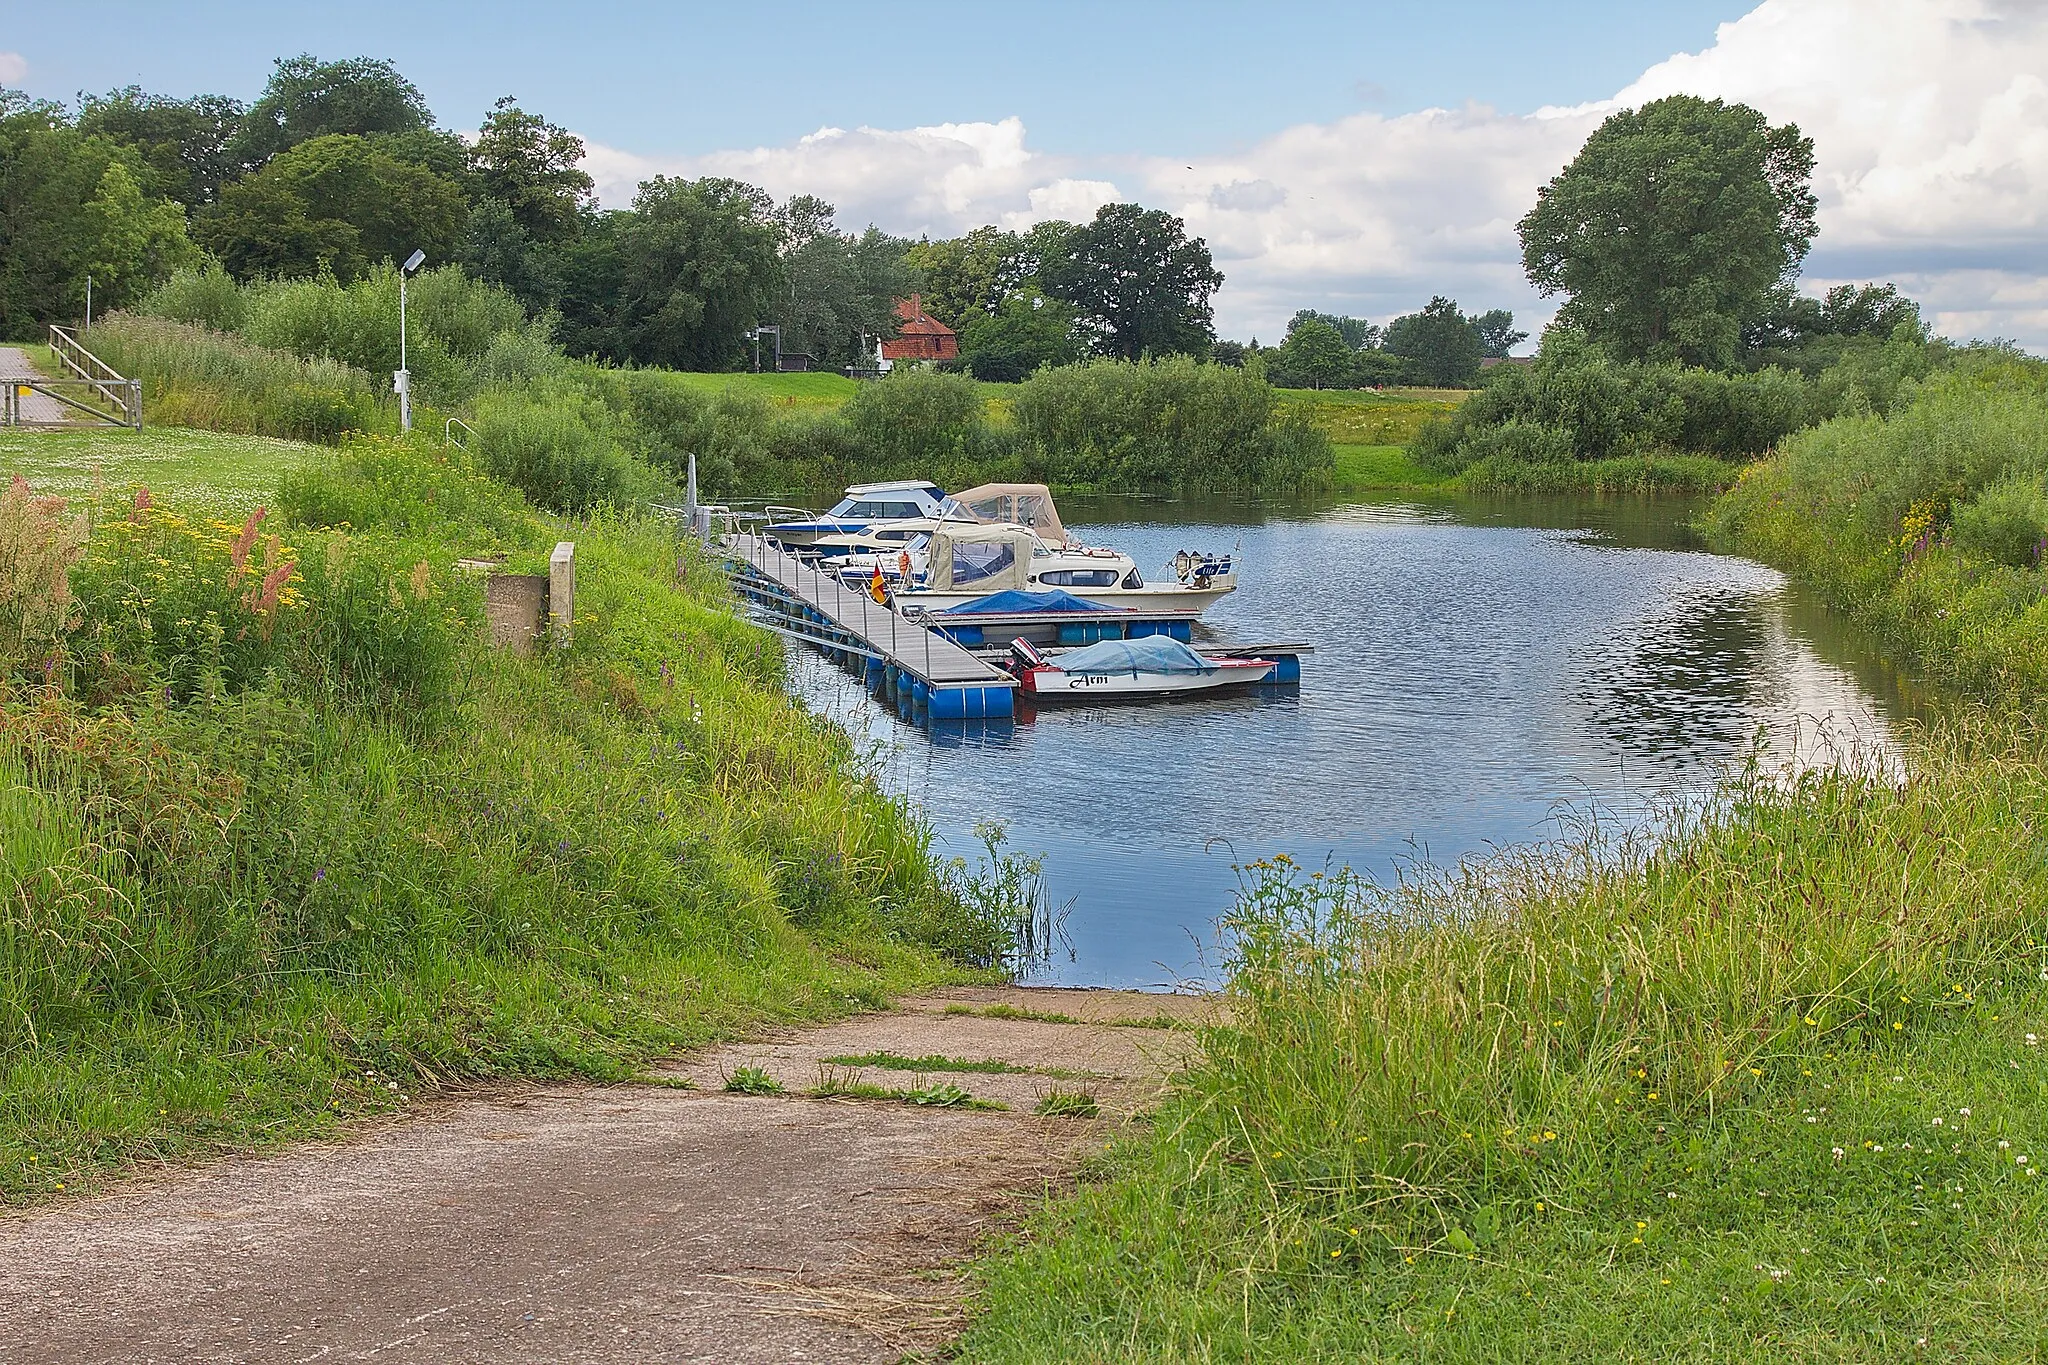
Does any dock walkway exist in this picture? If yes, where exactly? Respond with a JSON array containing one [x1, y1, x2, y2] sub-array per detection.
[[724, 533, 1015, 719]]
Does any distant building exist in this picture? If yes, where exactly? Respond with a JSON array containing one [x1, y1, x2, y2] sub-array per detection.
[[1479, 356, 1534, 370], [776, 352, 817, 373], [880, 295, 958, 365]]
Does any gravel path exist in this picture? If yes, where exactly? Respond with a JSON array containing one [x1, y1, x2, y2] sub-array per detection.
[[0, 987, 1211, 1364]]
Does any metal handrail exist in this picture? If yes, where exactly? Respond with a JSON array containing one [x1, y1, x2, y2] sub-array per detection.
[[445, 416, 475, 450]]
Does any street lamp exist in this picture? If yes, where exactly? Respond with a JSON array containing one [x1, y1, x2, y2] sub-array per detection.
[[396, 249, 426, 431]]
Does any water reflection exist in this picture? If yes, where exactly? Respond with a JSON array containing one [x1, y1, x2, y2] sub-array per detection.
[[787, 493, 1920, 988]]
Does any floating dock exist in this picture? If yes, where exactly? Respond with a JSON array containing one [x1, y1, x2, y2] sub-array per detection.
[[723, 533, 1016, 719]]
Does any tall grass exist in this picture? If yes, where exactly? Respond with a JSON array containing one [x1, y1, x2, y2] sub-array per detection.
[[87, 314, 394, 443], [964, 727, 2048, 1358], [0, 434, 1003, 1202]]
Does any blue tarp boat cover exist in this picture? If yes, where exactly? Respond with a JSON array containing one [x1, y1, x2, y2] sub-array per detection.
[[940, 588, 1125, 615], [1053, 636, 1215, 674]]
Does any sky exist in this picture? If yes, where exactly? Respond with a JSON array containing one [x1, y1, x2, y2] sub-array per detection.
[[5, 0, 2045, 349]]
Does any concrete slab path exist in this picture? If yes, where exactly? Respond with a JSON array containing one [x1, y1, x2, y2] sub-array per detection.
[[0, 348, 70, 425], [0, 987, 1213, 1364]]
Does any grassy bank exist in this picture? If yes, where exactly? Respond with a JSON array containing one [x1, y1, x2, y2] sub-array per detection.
[[1330, 444, 1450, 492], [961, 356, 2048, 1359], [1, 426, 1008, 1205]]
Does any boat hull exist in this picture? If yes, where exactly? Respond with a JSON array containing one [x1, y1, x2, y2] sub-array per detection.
[[1021, 658, 1276, 701], [903, 583, 1232, 615]]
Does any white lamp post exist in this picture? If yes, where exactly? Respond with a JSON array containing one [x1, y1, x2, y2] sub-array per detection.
[[397, 249, 426, 431]]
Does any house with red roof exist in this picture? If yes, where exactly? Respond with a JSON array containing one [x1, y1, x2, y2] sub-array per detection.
[[880, 295, 958, 366]]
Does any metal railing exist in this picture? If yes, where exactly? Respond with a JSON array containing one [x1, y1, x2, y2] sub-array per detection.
[[445, 416, 475, 451], [5, 326, 144, 429]]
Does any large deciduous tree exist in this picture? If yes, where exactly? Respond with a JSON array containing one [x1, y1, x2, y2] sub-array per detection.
[[0, 92, 200, 330], [615, 176, 783, 370], [1277, 317, 1353, 389], [470, 97, 592, 243], [200, 134, 466, 280], [1384, 297, 1485, 387], [764, 196, 916, 366], [1040, 203, 1222, 360], [1518, 95, 1817, 371], [76, 87, 246, 207], [227, 54, 436, 169]]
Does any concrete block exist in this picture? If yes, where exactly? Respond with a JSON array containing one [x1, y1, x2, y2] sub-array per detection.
[[484, 573, 547, 655]]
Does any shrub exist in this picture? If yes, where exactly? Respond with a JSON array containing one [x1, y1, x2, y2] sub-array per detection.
[[137, 263, 247, 332], [1952, 476, 2048, 568], [843, 368, 987, 469], [471, 385, 664, 514]]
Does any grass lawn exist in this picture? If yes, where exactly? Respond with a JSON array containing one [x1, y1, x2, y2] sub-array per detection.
[[1282, 387, 1468, 445], [1, 426, 315, 514], [668, 370, 862, 410], [1331, 444, 1450, 492]]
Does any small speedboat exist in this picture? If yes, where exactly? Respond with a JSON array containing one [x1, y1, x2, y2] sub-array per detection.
[[1007, 636, 1275, 701]]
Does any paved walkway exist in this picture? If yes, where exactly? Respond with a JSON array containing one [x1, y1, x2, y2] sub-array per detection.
[[0, 347, 70, 425], [0, 987, 1212, 1364]]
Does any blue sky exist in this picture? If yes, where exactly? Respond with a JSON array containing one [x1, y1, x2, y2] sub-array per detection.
[[5, 1, 2043, 347], [8, 2, 1752, 158]]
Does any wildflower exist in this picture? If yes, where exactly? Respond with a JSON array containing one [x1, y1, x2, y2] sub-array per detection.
[[2019, 1156, 2030, 1166], [1661, 1278, 1672, 1285], [1648, 1092, 1658, 1100], [1932, 1117, 1944, 1127], [1892, 1022, 1904, 1031], [1543, 1130, 1557, 1141], [1636, 1221, 1647, 1229], [1535, 1202, 1545, 1212], [1959, 1108, 1971, 1117], [1804, 1016, 1819, 1027], [1832, 1147, 1845, 1160], [2000, 1140, 2012, 1150]]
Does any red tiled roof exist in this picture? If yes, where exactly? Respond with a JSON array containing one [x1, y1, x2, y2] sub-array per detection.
[[892, 294, 955, 337]]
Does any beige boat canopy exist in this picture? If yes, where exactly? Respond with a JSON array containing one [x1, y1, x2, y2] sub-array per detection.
[[951, 483, 1067, 545], [927, 523, 1042, 592]]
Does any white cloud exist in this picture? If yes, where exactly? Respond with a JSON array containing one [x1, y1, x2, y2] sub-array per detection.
[[0, 52, 27, 85], [582, 0, 2048, 349]]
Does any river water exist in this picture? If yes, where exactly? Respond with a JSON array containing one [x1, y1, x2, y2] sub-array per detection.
[[785, 494, 1925, 989]]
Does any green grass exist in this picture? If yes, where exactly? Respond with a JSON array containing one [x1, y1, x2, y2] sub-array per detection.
[[666, 370, 862, 410], [1032, 1091, 1100, 1119], [961, 733, 2048, 1360], [1330, 444, 1450, 491], [942, 1003, 1185, 1030], [809, 1068, 1009, 1110], [0, 425, 1007, 1207], [724, 1066, 786, 1095], [2, 426, 316, 514], [1457, 452, 1743, 497], [1281, 388, 1467, 447]]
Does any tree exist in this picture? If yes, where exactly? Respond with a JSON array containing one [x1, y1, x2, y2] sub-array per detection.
[[766, 196, 915, 366], [1289, 308, 1381, 351], [1519, 95, 1817, 370], [200, 134, 466, 280], [1040, 203, 1222, 360], [1469, 308, 1527, 359], [459, 197, 562, 315], [0, 93, 196, 329], [1277, 317, 1352, 389], [904, 221, 1073, 331], [228, 54, 436, 169], [76, 87, 245, 207], [1384, 297, 1484, 387], [79, 161, 201, 310], [615, 176, 783, 369], [959, 288, 1081, 381], [471, 97, 592, 243]]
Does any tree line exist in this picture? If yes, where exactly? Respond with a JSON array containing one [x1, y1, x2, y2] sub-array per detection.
[[4, 52, 1537, 391]]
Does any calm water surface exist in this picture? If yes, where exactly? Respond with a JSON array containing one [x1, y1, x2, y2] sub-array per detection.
[[785, 494, 1925, 989]]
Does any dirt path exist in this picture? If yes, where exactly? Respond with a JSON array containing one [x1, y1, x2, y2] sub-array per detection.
[[0, 987, 1210, 1364]]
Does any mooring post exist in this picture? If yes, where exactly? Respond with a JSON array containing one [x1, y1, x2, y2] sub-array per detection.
[[549, 542, 575, 646]]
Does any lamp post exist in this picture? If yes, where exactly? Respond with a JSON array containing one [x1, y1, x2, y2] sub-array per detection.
[[397, 249, 426, 431]]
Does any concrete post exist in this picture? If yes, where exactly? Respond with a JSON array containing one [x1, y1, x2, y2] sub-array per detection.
[[549, 542, 575, 646]]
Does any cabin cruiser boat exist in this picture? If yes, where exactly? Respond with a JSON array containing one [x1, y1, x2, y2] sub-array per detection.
[[1005, 636, 1275, 700], [796, 481, 1068, 561], [834, 525, 1236, 613], [763, 481, 964, 552]]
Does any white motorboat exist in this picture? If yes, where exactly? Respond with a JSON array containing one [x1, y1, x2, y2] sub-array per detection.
[[839, 524, 1235, 614], [797, 481, 1066, 561], [764, 480, 964, 552], [1007, 637, 1276, 700]]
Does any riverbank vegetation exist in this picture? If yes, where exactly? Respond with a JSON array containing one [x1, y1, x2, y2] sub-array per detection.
[[958, 113, 2048, 1361], [0, 426, 1027, 1205]]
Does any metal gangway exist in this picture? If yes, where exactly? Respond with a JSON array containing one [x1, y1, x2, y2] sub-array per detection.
[[722, 526, 1016, 720]]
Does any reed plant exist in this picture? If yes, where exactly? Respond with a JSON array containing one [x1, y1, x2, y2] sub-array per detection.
[[964, 725, 2048, 1358]]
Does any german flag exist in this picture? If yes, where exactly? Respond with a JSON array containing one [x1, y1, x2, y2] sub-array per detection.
[[868, 563, 889, 606]]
